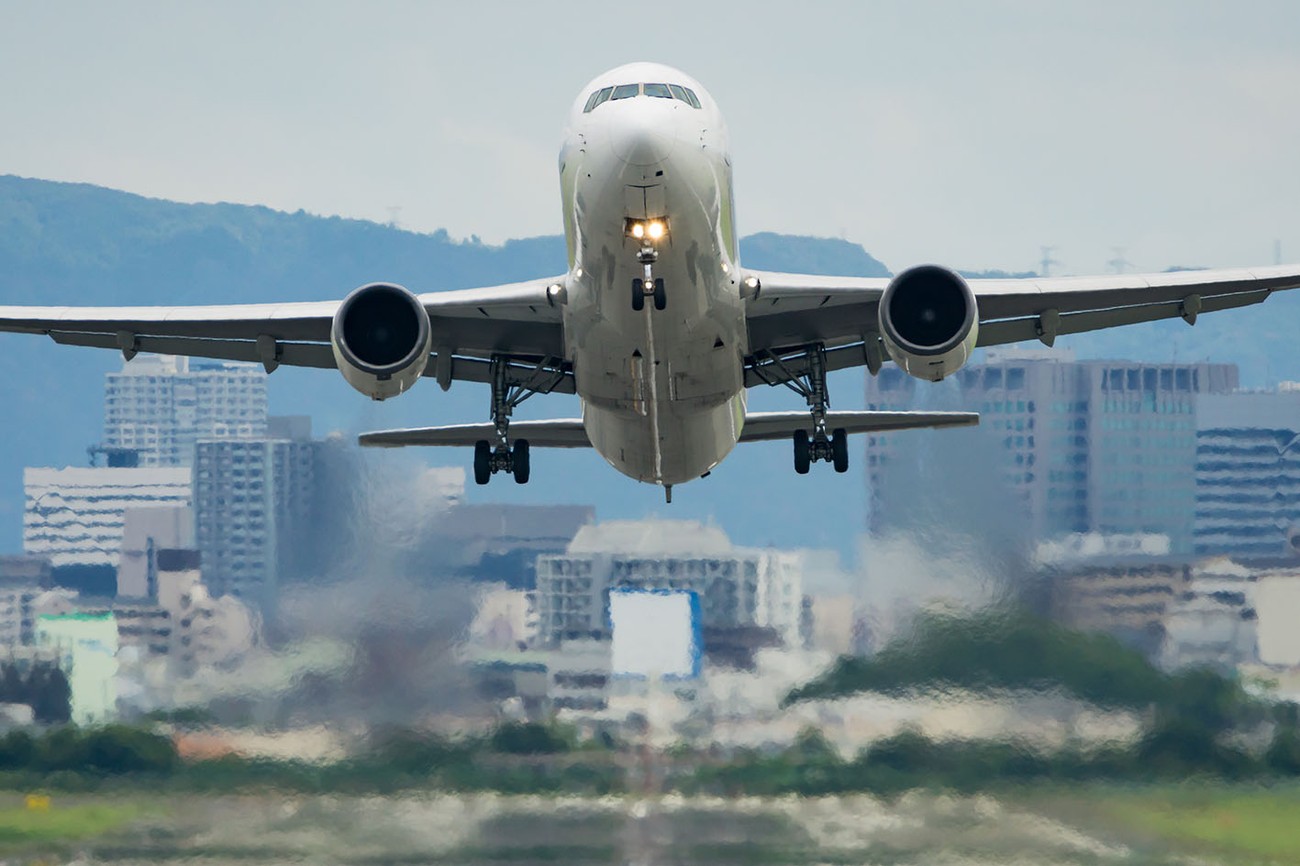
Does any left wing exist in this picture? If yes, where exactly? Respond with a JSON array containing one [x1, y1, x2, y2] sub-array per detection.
[[743, 265, 1300, 371], [0, 275, 568, 387], [358, 410, 978, 449]]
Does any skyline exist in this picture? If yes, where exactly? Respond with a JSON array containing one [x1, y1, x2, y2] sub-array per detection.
[[2, 1, 1298, 275]]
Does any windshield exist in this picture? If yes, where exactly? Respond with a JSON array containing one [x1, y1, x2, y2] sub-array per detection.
[[584, 82, 702, 112]]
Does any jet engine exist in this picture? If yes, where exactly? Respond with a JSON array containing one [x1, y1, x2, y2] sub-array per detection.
[[878, 265, 979, 382], [330, 283, 433, 400]]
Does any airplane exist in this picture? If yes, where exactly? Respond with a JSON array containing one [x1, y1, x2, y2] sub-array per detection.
[[2, 60, 1299, 502]]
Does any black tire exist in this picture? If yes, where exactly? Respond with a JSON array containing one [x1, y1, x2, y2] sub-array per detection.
[[653, 278, 666, 311], [632, 278, 645, 312], [473, 440, 492, 485], [831, 428, 849, 473], [512, 439, 531, 484], [793, 429, 811, 475]]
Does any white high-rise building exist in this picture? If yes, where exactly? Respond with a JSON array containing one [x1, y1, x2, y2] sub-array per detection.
[[103, 354, 268, 467], [24, 467, 192, 568], [1196, 387, 1300, 559]]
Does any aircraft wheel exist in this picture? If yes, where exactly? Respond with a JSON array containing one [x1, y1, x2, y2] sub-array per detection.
[[653, 278, 666, 311], [473, 440, 492, 485], [831, 428, 849, 473], [793, 429, 811, 475], [632, 279, 645, 312], [512, 439, 531, 484]]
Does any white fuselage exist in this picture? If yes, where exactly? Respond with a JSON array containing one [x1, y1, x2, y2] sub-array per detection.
[[558, 63, 748, 486]]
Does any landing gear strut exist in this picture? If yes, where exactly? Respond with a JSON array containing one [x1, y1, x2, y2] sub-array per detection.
[[632, 246, 666, 311], [750, 343, 850, 475], [473, 355, 564, 485]]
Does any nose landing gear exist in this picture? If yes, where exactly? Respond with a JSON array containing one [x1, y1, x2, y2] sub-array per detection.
[[631, 243, 667, 311], [632, 277, 666, 312]]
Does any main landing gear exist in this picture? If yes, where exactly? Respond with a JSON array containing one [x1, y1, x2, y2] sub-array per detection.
[[750, 343, 850, 476], [473, 355, 565, 486]]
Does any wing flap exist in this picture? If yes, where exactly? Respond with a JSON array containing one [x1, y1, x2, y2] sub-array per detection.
[[977, 288, 1271, 347], [738, 410, 979, 442], [359, 419, 590, 449]]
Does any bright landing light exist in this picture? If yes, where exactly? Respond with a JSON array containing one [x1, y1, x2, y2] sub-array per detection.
[[631, 223, 645, 239], [647, 220, 665, 240]]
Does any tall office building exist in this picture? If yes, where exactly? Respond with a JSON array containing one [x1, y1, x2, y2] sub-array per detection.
[[864, 351, 1237, 552], [1195, 387, 1300, 559], [192, 437, 318, 604], [103, 354, 268, 467]]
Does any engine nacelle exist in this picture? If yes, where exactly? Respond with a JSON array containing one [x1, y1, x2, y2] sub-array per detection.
[[331, 283, 433, 400], [878, 265, 979, 382]]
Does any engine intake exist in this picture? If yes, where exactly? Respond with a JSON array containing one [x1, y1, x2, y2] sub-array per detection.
[[331, 283, 432, 400], [878, 265, 979, 382]]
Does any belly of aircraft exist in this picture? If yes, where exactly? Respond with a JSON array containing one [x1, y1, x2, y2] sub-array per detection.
[[563, 152, 747, 485]]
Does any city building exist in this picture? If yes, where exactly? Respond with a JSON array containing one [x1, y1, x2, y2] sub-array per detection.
[[1195, 386, 1300, 559], [35, 611, 119, 724], [23, 466, 192, 586], [0, 556, 53, 647], [437, 504, 595, 588], [1160, 558, 1258, 671], [865, 351, 1237, 552], [533, 519, 804, 656], [103, 354, 268, 467], [193, 437, 318, 603], [118, 506, 195, 599]]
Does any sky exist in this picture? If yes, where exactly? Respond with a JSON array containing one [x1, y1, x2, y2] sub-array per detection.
[[3, 0, 1299, 275]]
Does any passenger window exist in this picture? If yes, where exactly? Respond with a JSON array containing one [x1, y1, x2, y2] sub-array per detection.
[[682, 87, 702, 109], [643, 83, 672, 99], [611, 83, 640, 100], [587, 86, 613, 112]]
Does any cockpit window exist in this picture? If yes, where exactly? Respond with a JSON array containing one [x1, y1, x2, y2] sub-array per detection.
[[584, 82, 702, 112], [611, 83, 640, 101], [583, 86, 614, 113], [668, 84, 702, 109]]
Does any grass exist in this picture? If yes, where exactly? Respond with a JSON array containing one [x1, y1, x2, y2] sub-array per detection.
[[1023, 782, 1300, 864], [0, 797, 150, 846]]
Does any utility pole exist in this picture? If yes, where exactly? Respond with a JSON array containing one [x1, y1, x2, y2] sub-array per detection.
[[1039, 246, 1061, 277]]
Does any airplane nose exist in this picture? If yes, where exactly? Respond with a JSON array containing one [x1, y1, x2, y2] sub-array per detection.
[[610, 104, 678, 166]]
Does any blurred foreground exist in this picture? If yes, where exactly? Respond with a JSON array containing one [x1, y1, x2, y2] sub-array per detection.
[[6, 786, 1300, 865]]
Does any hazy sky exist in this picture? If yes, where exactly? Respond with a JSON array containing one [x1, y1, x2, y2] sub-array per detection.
[[3, 0, 1299, 274]]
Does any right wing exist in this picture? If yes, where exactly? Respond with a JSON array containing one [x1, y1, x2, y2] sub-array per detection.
[[0, 275, 570, 389], [358, 410, 979, 449], [742, 265, 1300, 375]]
